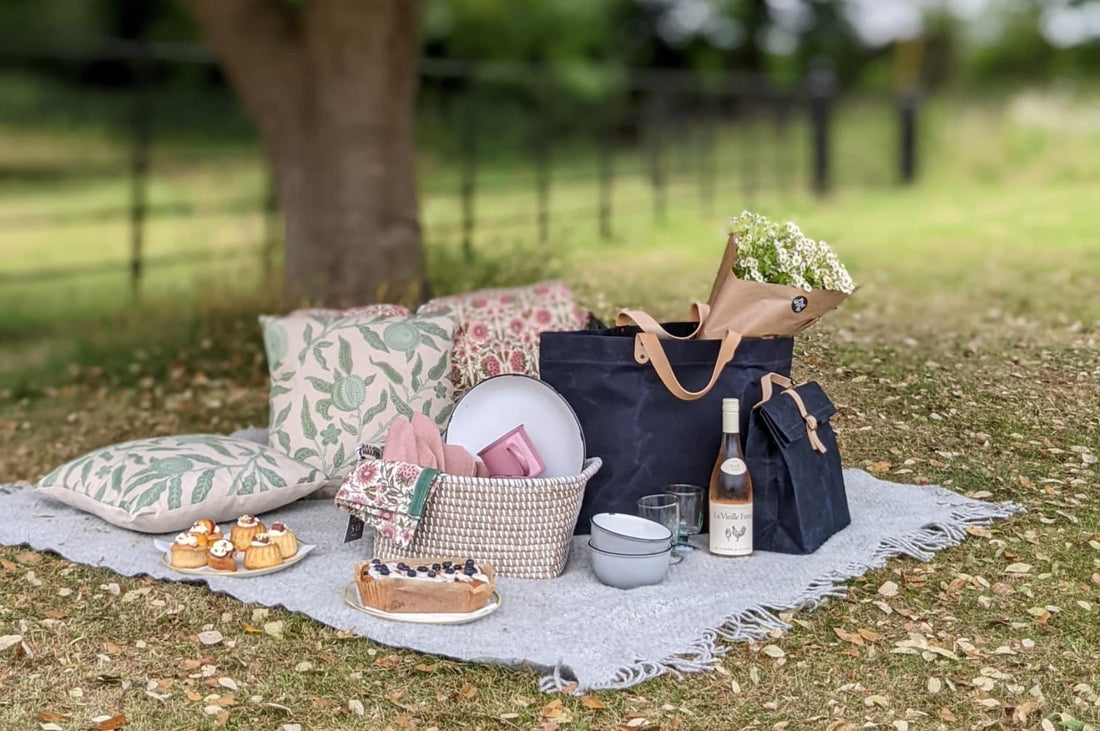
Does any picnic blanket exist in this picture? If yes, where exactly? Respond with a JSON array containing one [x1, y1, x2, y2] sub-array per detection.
[[0, 471, 1019, 693]]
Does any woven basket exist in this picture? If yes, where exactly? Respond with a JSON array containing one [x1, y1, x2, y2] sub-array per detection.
[[371, 458, 601, 580]]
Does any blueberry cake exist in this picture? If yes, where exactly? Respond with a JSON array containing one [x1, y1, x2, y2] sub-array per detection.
[[354, 558, 496, 614]]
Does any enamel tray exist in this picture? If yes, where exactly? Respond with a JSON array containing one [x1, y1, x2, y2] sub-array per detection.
[[342, 582, 501, 625], [155, 539, 315, 577], [444, 374, 585, 478]]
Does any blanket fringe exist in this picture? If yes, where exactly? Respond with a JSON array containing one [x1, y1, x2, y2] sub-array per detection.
[[540, 498, 1022, 694]]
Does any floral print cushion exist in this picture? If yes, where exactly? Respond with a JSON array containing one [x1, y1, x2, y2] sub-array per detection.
[[261, 306, 459, 481], [35, 435, 325, 533], [419, 281, 587, 394]]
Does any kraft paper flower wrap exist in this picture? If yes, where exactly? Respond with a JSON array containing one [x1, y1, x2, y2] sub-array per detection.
[[700, 211, 855, 339]]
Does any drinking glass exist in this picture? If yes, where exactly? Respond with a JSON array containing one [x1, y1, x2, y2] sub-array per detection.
[[635, 494, 681, 564], [665, 483, 706, 553]]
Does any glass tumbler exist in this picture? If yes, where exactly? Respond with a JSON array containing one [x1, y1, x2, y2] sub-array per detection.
[[635, 493, 679, 559], [665, 483, 706, 553]]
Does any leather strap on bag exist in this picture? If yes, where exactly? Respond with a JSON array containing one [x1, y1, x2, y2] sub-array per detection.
[[754, 373, 828, 454], [782, 389, 828, 454], [634, 329, 742, 401], [756, 372, 794, 406], [615, 302, 711, 340]]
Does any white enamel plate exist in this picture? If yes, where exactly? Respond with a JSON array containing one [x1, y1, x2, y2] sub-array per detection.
[[444, 374, 586, 478], [154, 539, 315, 577], [342, 582, 501, 625]]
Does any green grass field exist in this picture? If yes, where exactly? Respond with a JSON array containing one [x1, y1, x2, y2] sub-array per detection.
[[1, 82, 1099, 730]]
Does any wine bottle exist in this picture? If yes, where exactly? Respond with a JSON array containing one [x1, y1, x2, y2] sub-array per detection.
[[709, 398, 753, 556]]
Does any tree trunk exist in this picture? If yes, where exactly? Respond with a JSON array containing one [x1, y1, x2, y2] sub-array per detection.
[[181, 0, 425, 306]]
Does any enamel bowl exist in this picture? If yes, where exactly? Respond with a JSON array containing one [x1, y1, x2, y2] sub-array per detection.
[[590, 512, 672, 555], [588, 541, 671, 590]]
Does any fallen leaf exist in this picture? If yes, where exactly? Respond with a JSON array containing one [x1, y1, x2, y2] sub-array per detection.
[[217, 678, 237, 692], [263, 621, 284, 639], [348, 699, 365, 716], [185, 690, 203, 702], [868, 461, 891, 474], [878, 581, 899, 597], [16, 551, 42, 565], [243, 624, 262, 634], [1004, 563, 1032, 575], [197, 631, 223, 646], [414, 663, 438, 673], [459, 683, 478, 700], [373, 654, 400, 669], [579, 695, 606, 710], [91, 713, 127, 730], [294, 661, 312, 673], [1011, 701, 1039, 724], [0, 635, 22, 653], [281, 725, 302, 731], [858, 628, 883, 642], [36, 711, 71, 724], [761, 644, 785, 658], [834, 628, 864, 646], [39, 724, 64, 731], [541, 699, 564, 719], [926, 677, 942, 694]]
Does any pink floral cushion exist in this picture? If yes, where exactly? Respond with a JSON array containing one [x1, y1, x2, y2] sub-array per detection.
[[419, 281, 587, 394]]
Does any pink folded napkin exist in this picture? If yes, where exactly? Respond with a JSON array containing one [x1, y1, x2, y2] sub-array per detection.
[[381, 415, 486, 477]]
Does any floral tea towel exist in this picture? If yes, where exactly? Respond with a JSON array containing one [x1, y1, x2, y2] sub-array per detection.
[[333, 458, 441, 547]]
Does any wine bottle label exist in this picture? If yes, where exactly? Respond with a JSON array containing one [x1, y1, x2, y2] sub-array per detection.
[[720, 457, 747, 476], [709, 503, 753, 556]]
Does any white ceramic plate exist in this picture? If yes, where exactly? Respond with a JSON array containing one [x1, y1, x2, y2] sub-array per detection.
[[154, 539, 315, 577], [444, 374, 585, 478], [342, 582, 501, 624]]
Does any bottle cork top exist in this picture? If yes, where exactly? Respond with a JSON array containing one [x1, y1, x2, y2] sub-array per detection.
[[722, 398, 740, 413]]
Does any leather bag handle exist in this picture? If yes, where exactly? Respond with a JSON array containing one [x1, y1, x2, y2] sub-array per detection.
[[634, 329, 742, 401], [615, 302, 711, 341]]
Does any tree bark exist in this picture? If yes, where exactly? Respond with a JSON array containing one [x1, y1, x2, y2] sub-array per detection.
[[181, 0, 425, 306]]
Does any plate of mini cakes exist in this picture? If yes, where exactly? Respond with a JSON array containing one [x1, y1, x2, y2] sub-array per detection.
[[156, 515, 314, 577]]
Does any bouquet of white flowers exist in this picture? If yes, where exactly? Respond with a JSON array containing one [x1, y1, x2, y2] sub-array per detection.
[[700, 211, 854, 338], [729, 211, 855, 295]]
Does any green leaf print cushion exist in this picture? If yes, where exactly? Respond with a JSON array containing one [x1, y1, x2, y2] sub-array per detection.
[[35, 435, 326, 533], [260, 306, 459, 482]]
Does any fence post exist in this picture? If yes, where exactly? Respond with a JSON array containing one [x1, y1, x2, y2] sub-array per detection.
[[697, 88, 717, 216], [460, 67, 479, 261], [129, 46, 152, 297], [808, 66, 835, 196], [646, 91, 667, 225], [899, 87, 919, 184]]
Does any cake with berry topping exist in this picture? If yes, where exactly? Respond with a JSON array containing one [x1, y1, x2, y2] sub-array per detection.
[[354, 558, 495, 614]]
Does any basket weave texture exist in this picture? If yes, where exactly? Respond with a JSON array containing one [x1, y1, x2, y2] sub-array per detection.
[[372, 458, 601, 580]]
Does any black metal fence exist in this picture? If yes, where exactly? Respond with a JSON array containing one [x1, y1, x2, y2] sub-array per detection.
[[0, 38, 921, 297]]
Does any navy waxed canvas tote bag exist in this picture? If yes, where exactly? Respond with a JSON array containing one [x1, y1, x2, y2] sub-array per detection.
[[539, 310, 793, 535], [745, 373, 850, 554]]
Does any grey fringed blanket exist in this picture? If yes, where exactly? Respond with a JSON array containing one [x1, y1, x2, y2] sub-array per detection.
[[0, 470, 1018, 693]]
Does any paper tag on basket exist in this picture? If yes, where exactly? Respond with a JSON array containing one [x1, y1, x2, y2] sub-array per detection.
[[343, 515, 365, 543]]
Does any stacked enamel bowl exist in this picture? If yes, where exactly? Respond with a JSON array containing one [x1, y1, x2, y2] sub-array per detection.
[[588, 513, 673, 589]]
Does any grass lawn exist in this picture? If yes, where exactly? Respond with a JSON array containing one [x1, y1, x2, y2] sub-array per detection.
[[1, 88, 1099, 729]]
